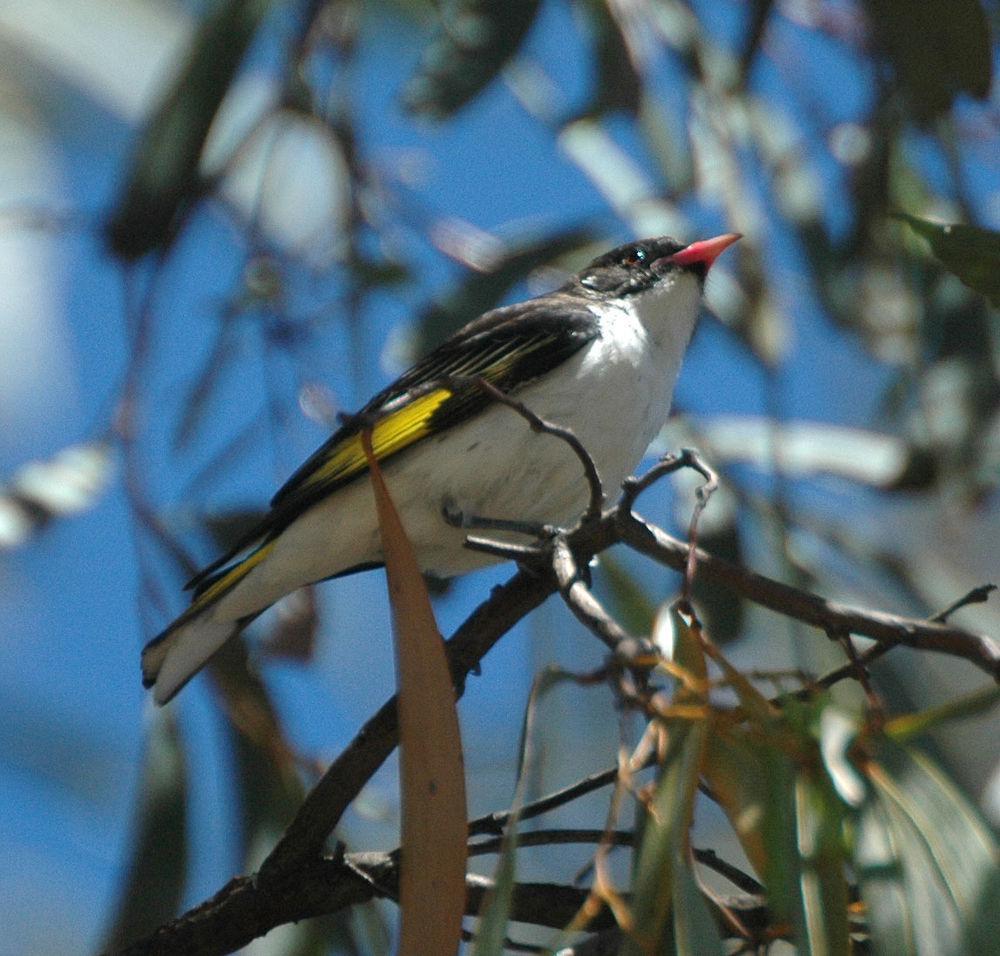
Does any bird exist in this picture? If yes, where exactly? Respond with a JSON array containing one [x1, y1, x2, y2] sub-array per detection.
[[141, 232, 741, 703]]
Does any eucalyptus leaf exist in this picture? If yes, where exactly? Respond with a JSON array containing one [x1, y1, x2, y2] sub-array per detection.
[[794, 772, 850, 956], [624, 613, 708, 954], [475, 665, 577, 954], [106, 0, 275, 258], [896, 214, 1000, 308], [671, 850, 726, 956], [577, 0, 641, 118], [404, 0, 544, 118], [863, 1, 991, 121], [622, 720, 708, 954], [101, 710, 188, 951], [594, 552, 656, 637], [854, 738, 998, 956]]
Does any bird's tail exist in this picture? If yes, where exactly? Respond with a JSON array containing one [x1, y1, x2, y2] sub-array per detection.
[[141, 540, 276, 704], [141, 615, 239, 705]]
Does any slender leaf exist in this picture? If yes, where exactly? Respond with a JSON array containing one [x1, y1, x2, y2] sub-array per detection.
[[470, 827, 517, 956], [864, 0, 991, 121], [364, 434, 468, 956], [578, 0, 641, 118], [854, 738, 998, 956], [102, 710, 188, 950], [655, 604, 708, 686], [106, 0, 275, 257], [884, 685, 1000, 744], [671, 853, 726, 956], [595, 552, 656, 637], [962, 864, 1000, 955], [473, 667, 570, 956], [794, 772, 850, 956], [896, 214, 1000, 307], [624, 612, 708, 954], [404, 0, 544, 118], [622, 719, 708, 954], [702, 725, 772, 880]]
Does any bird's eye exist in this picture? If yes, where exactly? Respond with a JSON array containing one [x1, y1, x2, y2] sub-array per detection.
[[625, 248, 647, 267]]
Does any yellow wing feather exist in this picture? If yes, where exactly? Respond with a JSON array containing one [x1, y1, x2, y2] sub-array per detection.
[[294, 387, 453, 494]]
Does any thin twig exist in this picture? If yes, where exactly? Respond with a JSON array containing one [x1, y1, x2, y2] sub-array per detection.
[[468, 765, 633, 836], [553, 536, 632, 650], [831, 628, 882, 715], [931, 584, 996, 623], [463, 375, 606, 521]]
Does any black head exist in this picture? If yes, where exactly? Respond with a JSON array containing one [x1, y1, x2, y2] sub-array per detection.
[[572, 233, 741, 298]]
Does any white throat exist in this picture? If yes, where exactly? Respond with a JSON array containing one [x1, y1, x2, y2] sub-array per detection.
[[625, 270, 703, 354]]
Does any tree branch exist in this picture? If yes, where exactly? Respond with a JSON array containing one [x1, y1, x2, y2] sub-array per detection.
[[112, 849, 775, 955]]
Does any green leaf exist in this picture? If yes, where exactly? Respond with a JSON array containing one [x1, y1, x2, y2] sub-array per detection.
[[896, 214, 1000, 307], [884, 685, 1000, 744], [702, 725, 774, 882], [671, 853, 726, 956], [863, 1, 991, 121], [623, 719, 708, 953], [854, 738, 998, 956], [691, 521, 745, 645], [404, 0, 544, 118], [578, 0, 641, 118], [475, 665, 578, 953], [210, 639, 370, 954], [102, 709, 188, 950], [794, 772, 850, 956], [470, 825, 518, 956], [963, 864, 1000, 955], [106, 0, 275, 258], [748, 736, 802, 925], [595, 552, 656, 637], [416, 227, 598, 353]]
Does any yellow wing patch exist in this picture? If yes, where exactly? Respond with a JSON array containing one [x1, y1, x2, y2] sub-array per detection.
[[297, 387, 454, 494]]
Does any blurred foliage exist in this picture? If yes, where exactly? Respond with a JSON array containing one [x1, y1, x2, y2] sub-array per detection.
[[102, 711, 188, 951], [5, 0, 998, 952], [0, 442, 113, 550], [896, 215, 1000, 307], [106, 0, 277, 257], [403, 0, 544, 117], [864, 0, 991, 121]]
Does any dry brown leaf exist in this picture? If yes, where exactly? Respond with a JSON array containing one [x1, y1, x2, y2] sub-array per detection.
[[362, 432, 468, 956]]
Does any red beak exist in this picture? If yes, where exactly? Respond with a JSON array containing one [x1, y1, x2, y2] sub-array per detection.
[[667, 232, 741, 270]]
